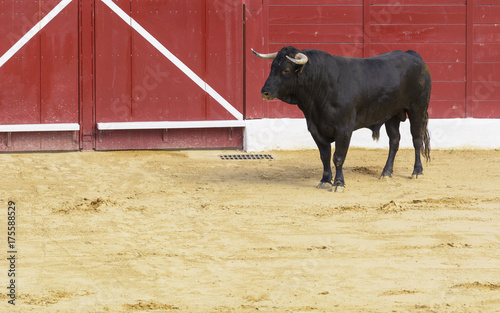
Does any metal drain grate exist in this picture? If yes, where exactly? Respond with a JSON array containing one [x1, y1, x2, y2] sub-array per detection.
[[219, 154, 274, 160]]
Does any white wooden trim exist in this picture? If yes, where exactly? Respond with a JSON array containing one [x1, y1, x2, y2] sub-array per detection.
[[97, 120, 246, 131], [0, 123, 80, 132]]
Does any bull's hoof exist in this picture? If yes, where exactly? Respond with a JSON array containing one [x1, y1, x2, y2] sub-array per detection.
[[411, 173, 423, 179], [316, 182, 333, 189], [335, 185, 345, 193], [380, 173, 392, 179], [329, 185, 345, 193]]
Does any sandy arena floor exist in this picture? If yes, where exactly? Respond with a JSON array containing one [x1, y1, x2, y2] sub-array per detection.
[[0, 148, 499, 312]]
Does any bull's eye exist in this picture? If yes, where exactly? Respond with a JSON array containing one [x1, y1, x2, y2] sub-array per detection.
[[282, 68, 291, 75]]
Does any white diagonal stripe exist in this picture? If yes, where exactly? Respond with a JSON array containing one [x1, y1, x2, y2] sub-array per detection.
[[0, 0, 72, 68], [101, 0, 243, 121]]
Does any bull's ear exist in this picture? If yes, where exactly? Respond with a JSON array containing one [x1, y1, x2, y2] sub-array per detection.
[[295, 65, 306, 74]]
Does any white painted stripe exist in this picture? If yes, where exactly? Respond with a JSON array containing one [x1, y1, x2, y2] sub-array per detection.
[[100, 0, 243, 121], [0, 123, 80, 132], [0, 0, 72, 68], [97, 120, 246, 131]]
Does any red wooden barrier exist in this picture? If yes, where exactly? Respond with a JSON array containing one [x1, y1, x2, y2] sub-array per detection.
[[0, 0, 498, 152]]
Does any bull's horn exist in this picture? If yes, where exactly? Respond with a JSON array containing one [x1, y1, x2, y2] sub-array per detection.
[[286, 53, 308, 65], [251, 48, 278, 59]]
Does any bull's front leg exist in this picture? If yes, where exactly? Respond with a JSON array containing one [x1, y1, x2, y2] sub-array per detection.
[[314, 140, 333, 189], [331, 134, 351, 193]]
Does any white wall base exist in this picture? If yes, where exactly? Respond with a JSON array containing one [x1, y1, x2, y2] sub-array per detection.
[[244, 118, 500, 152]]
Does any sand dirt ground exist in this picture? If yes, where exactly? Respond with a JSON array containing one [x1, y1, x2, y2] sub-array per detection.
[[1, 148, 499, 312]]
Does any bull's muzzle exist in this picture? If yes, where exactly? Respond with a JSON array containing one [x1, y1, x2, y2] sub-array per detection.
[[261, 91, 274, 101]]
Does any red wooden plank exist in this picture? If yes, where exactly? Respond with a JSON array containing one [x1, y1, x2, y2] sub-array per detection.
[[270, 24, 363, 44], [0, 1, 40, 124], [432, 81, 466, 100], [40, 0, 79, 123], [369, 24, 466, 43], [205, 0, 244, 120], [131, 129, 207, 149], [469, 101, 500, 118], [427, 62, 466, 81], [270, 0, 362, 4], [370, 5, 465, 25], [270, 43, 364, 58], [262, 100, 304, 119], [96, 128, 243, 150], [472, 81, 500, 101], [370, 43, 466, 62], [428, 100, 466, 118], [474, 43, 500, 62], [269, 5, 362, 25], [95, 0, 132, 123], [473, 24, 500, 43], [474, 5, 500, 24], [0, 133, 40, 151], [131, 1, 206, 122], [473, 63, 500, 81], [0, 132, 78, 152], [475, 0, 500, 4], [40, 131, 79, 150], [206, 128, 244, 148], [371, 0, 465, 4]]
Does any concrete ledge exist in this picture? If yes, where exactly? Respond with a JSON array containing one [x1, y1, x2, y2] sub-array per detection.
[[244, 118, 500, 151]]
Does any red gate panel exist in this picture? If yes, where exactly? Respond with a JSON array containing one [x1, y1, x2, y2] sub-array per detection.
[[95, 0, 244, 150], [130, 1, 206, 122], [95, 0, 132, 123], [0, 1, 41, 124], [205, 1, 244, 121], [41, 0, 79, 124], [0, 0, 79, 151]]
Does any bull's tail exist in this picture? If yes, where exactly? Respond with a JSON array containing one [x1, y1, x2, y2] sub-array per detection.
[[422, 110, 431, 162]]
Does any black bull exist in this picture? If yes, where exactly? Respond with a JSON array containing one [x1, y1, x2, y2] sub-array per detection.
[[252, 46, 431, 192]]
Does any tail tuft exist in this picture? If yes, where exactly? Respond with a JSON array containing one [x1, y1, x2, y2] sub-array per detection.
[[422, 111, 431, 162]]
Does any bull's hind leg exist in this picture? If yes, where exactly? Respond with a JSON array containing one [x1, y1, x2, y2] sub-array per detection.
[[381, 116, 401, 178], [408, 110, 429, 179]]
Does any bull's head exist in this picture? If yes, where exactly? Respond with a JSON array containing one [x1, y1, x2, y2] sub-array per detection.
[[252, 46, 308, 104]]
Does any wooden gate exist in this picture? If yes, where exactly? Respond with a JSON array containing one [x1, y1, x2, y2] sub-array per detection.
[[0, 0, 79, 151], [0, 0, 244, 151], [93, 0, 244, 150]]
